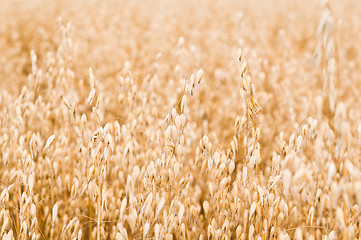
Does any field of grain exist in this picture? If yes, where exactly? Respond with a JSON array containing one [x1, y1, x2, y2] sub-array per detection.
[[1, 0, 361, 239]]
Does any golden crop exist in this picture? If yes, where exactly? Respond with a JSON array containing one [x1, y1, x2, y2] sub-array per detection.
[[0, 0, 360, 239]]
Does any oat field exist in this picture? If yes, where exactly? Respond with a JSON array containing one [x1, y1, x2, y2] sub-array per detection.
[[0, 0, 361, 239]]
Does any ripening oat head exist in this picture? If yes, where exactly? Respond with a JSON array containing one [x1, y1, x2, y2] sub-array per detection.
[[44, 134, 55, 151], [52, 203, 58, 226]]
